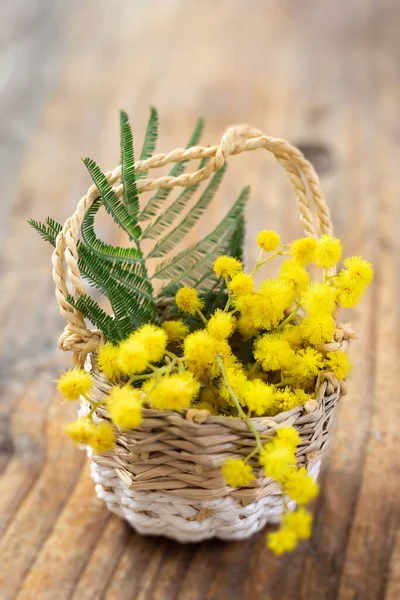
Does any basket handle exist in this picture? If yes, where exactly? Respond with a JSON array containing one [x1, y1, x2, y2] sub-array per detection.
[[52, 124, 333, 364]]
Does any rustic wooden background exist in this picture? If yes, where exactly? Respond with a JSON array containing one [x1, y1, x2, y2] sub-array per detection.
[[1, 1, 399, 598]]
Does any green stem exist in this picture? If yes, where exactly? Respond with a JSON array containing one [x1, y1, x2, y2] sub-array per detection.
[[165, 350, 185, 370], [224, 297, 233, 312], [86, 400, 106, 419], [216, 355, 263, 453], [250, 249, 264, 277], [196, 308, 208, 326], [250, 251, 282, 276], [250, 245, 291, 277], [276, 302, 301, 330], [244, 445, 260, 463], [127, 372, 156, 385]]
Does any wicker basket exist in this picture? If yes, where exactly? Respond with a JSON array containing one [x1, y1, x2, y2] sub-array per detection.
[[52, 124, 351, 542]]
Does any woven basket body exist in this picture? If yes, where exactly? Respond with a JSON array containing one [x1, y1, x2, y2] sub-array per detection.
[[81, 359, 340, 542], [52, 123, 349, 542]]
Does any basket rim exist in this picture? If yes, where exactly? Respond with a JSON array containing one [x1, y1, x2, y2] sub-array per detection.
[[87, 353, 337, 429]]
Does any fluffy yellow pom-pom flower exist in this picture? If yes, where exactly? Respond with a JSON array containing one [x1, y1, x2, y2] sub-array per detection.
[[279, 259, 310, 296], [260, 440, 296, 481], [300, 315, 336, 345], [146, 372, 200, 411], [96, 343, 123, 381], [89, 421, 116, 453], [254, 333, 296, 372], [229, 272, 254, 296], [282, 507, 312, 540], [66, 417, 97, 445], [237, 314, 259, 339], [135, 324, 167, 363], [57, 369, 93, 401], [315, 235, 342, 268], [291, 237, 317, 266], [107, 385, 143, 429], [275, 426, 301, 450], [222, 458, 256, 488], [275, 387, 310, 413], [207, 310, 235, 340], [325, 350, 353, 380], [243, 379, 277, 416], [334, 274, 364, 308], [246, 295, 277, 330], [68, 419, 116, 453], [254, 278, 295, 329], [184, 330, 218, 371], [279, 324, 304, 349], [282, 466, 319, 504], [289, 348, 324, 380], [333, 258, 373, 308], [301, 282, 338, 316], [343, 256, 374, 286], [267, 528, 298, 555], [268, 506, 312, 555], [175, 287, 204, 315], [256, 230, 281, 252], [118, 338, 150, 375], [162, 319, 190, 343], [219, 366, 249, 405], [213, 255, 242, 278]]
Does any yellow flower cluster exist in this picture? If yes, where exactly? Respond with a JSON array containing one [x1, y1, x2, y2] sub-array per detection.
[[333, 256, 374, 308], [221, 458, 256, 487], [144, 372, 200, 411], [257, 230, 281, 252], [66, 418, 115, 454], [268, 508, 312, 555], [221, 425, 317, 554], [57, 369, 93, 400], [55, 228, 372, 556], [213, 255, 242, 278], [161, 319, 190, 343], [107, 385, 143, 429], [175, 287, 204, 315]]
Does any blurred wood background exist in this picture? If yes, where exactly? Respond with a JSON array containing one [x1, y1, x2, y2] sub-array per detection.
[[1, 0, 399, 598]]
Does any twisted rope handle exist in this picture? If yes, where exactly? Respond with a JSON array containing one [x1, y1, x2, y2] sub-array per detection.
[[52, 124, 333, 364]]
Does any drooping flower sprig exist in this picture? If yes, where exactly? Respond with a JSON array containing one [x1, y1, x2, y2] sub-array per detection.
[[56, 229, 373, 555]]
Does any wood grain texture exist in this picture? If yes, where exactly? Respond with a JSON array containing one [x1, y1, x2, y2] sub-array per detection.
[[0, 0, 399, 598]]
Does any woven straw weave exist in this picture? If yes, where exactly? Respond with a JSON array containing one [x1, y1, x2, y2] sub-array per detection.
[[53, 124, 350, 541]]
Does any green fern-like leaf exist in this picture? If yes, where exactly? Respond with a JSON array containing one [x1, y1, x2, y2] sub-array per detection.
[[229, 214, 245, 262], [29, 219, 60, 245], [154, 186, 249, 295], [83, 157, 141, 241], [120, 111, 140, 224], [81, 199, 143, 263], [39, 212, 158, 327], [138, 118, 204, 222], [67, 293, 121, 342], [142, 156, 209, 243], [147, 161, 226, 259], [31, 111, 249, 344], [138, 107, 158, 178]]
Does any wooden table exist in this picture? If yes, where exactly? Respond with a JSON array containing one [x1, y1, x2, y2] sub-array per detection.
[[1, 1, 399, 598]]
